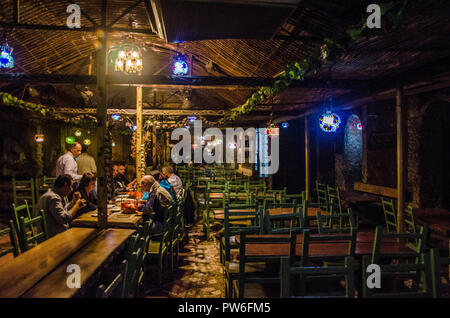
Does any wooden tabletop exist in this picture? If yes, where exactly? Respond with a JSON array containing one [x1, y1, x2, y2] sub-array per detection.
[[234, 231, 396, 244], [213, 207, 327, 220], [22, 228, 135, 298], [71, 210, 143, 229], [0, 228, 98, 298], [242, 241, 410, 257], [208, 192, 248, 200]]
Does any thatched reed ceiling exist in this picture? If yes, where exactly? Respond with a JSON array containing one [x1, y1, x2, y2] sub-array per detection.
[[0, 0, 449, 124]]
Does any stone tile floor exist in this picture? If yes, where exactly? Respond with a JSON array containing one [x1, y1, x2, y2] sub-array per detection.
[[144, 222, 225, 298]]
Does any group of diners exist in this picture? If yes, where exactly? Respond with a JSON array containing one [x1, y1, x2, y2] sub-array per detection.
[[37, 147, 184, 238]]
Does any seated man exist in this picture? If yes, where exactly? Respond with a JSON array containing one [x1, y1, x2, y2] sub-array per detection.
[[150, 170, 176, 202], [36, 174, 86, 238], [162, 165, 183, 198], [138, 175, 173, 233]]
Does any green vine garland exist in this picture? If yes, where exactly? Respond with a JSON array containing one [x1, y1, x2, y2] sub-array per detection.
[[224, 0, 409, 122]]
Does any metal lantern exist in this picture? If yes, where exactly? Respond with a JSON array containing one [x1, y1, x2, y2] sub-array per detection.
[[114, 44, 143, 74], [66, 136, 75, 144], [266, 124, 280, 137], [83, 139, 91, 146], [0, 42, 14, 69], [35, 134, 44, 143], [172, 54, 189, 76], [319, 111, 341, 133]]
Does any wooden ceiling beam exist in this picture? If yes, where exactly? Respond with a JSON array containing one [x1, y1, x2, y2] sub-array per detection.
[[0, 73, 375, 89]]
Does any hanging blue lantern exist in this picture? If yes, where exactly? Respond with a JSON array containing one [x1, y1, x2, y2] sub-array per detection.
[[111, 114, 121, 121], [319, 111, 341, 133], [188, 116, 197, 123], [132, 125, 137, 131], [0, 42, 14, 69], [172, 54, 189, 76], [282, 122, 289, 128]]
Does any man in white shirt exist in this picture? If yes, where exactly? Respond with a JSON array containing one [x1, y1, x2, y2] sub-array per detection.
[[162, 165, 183, 198], [77, 144, 97, 175], [56, 142, 82, 183]]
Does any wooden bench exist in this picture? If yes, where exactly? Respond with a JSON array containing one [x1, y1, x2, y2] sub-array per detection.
[[342, 182, 397, 206], [353, 182, 397, 199]]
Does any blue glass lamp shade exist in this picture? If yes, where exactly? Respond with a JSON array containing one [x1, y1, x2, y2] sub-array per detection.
[[0, 43, 14, 69], [319, 111, 341, 133], [172, 55, 189, 76]]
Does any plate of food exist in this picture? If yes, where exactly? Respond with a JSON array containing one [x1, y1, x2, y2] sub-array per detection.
[[121, 202, 138, 214]]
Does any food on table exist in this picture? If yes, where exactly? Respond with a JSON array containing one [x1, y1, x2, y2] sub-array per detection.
[[121, 201, 138, 214]]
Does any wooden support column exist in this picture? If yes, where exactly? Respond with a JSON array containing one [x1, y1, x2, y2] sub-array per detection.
[[305, 116, 310, 201], [396, 86, 406, 233], [152, 124, 157, 167], [136, 86, 143, 187], [96, 0, 108, 229], [165, 131, 170, 162]]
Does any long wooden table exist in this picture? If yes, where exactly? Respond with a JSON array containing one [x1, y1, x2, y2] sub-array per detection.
[[71, 210, 143, 229], [22, 228, 135, 298], [0, 228, 98, 298], [234, 232, 410, 257], [213, 207, 326, 221]]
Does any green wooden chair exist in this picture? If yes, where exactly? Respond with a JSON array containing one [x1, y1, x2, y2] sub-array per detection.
[[125, 237, 146, 297], [146, 204, 175, 287], [292, 228, 356, 296], [0, 220, 20, 258], [317, 208, 356, 235], [231, 233, 295, 298], [315, 181, 328, 205], [430, 248, 450, 298], [96, 260, 128, 298], [12, 178, 36, 212], [11, 201, 33, 235], [220, 202, 262, 264], [300, 199, 334, 232], [170, 192, 186, 271], [362, 226, 431, 298], [381, 197, 397, 232], [327, 185, 342, 214], [284, 191, 305, 204], [280, 255, 355, 298], [222, 204, 264, 297], [263, 200, 302, 234], [18, 210, 48, 252]]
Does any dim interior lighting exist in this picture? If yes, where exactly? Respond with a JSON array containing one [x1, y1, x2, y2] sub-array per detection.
[[357, 123, 363, 130], [188, 116, 197, 123], [66, 136, 75, 144], [111, 114, 121, 121], [75, 130, 82, 137], [113, 43, 143, 74], [83, 139, 91, 146], [35, 134, 44, 143], [282, 122, 289, 128], [319, 111, 341, 133], [172, 54, 189, 76], [0, 40, 14, 69]]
